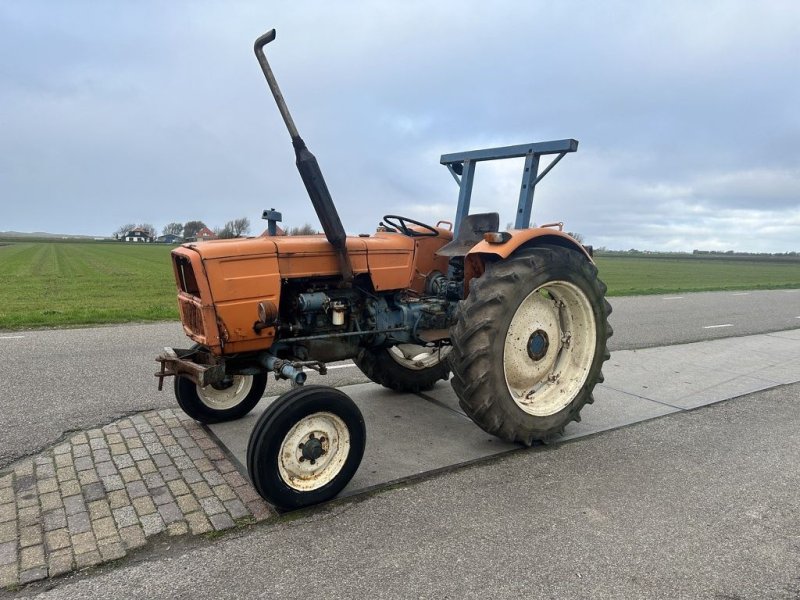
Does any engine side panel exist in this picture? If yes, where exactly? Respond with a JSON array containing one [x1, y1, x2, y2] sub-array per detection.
[[408, 230, 453, 294], [362, 233, 416, 291], [202, 254, 282, 353]]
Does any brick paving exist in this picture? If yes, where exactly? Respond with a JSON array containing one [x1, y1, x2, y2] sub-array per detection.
[[0, 409, 275, 588]]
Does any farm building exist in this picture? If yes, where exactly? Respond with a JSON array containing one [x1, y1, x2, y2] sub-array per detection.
[[186, 227, 217, 242], [121, 228, 153, 242], [156, 234, 184, 244]]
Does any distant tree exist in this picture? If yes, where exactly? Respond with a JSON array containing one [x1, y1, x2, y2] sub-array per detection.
[[163, 222, 183, 236], [566, 231, 585, 243], [214, 218, 250, 239], [216, 224, 234, 239], [228, 217, 250, 238], [137, 223, 156, 239], [288, 224, 318, 235], [114, 223, 136, 237], [183, 221, 207, 239]]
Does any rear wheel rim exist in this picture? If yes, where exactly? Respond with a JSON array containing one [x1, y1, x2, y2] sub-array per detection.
[[196, 375, 253, 411], [388, 344, 450, 371], [503, 281, 596, 417], [277, 412, 351, 492]]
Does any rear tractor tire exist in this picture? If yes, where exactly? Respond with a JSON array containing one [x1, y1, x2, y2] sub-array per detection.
[[448, 245, 612, 445], [354, 345, 450, 393], [175, 373, 268, 424]]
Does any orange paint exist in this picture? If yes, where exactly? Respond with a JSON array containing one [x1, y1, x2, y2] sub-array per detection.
[[171, 227, 453, 355]]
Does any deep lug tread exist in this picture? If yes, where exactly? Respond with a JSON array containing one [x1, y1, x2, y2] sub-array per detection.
[[448, 245, 612, 446], [354, 346, 449, 393]]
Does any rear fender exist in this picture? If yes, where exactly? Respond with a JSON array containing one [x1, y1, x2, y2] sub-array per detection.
[[463, 228, 592, 296]]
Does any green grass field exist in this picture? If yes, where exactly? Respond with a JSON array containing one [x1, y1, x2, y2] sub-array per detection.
[[1, 242, 799, 330], [0, 242, 177, 329], [595, 254, 800, 296]]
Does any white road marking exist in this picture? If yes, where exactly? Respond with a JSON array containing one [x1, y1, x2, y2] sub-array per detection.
[[326, 364, 356, 370], [662, 296, 684, 300], [0, 336, 25, 340], [731, 292, 750, 296], [703, 324, 733, 329], [782, 289, 799, 293]]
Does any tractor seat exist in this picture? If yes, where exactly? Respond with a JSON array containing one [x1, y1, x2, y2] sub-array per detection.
[[436, 212, 500, 257]]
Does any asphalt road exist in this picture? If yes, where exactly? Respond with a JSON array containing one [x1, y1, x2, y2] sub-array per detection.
[[0, 289, 798, 468], [608, 288, 800, 349], [20, 383, 800, 600]]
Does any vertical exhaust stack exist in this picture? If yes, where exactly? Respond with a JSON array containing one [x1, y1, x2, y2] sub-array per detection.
[[254, 29, 354, 284]]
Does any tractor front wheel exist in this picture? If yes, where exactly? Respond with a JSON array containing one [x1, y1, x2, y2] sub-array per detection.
[[247, 385, 366, 510], [174, 373, 268, 424], [448, 245, 612, 445]]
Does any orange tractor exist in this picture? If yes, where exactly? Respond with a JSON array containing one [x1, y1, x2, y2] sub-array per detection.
[[156, 30, 612, 510]]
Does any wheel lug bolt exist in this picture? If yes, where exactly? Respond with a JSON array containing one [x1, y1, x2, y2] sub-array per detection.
[[299, 456, 305, 462], [320, 436, 327, 443], [298, 443, 304, 449], [310, 459, 316, 465]]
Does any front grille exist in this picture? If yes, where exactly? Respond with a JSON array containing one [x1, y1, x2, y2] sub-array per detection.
[[174, 255, 201, 295], [179, 296, 205, 338]]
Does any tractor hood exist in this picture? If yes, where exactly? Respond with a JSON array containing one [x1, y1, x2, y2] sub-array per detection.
[[170, 232, 427, 355]]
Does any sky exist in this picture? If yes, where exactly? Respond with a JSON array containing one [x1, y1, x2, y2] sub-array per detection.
[[1, 0, 799, 252]]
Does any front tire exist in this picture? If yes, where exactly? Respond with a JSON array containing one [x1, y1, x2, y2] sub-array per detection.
[[448, 245, 612, 445], [247, 385, 366, 510], [354, 345, 450, 393], [175, 373, 268, 424]]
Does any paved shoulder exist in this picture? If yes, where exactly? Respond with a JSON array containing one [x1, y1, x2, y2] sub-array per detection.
[[20, 383, 800, 599], [0, 410, 274, 588]]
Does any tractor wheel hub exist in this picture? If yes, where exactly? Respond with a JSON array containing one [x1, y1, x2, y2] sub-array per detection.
[[301, 437, 324, 461], [527, 330, 550, 361]]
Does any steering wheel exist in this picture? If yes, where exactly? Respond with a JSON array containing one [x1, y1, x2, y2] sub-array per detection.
[[382, 215, 439, 237]]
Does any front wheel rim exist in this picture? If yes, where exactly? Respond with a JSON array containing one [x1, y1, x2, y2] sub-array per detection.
[[196, 375, 254, 411], [277, 412, 351, 492], [503, 281, 597, 417]]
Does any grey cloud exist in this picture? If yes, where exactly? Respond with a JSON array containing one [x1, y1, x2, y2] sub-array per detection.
[[1, 0, 798, 253]]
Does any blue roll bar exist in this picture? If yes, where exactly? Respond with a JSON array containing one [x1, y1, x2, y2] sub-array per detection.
[[440, 139, 578, 232]]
